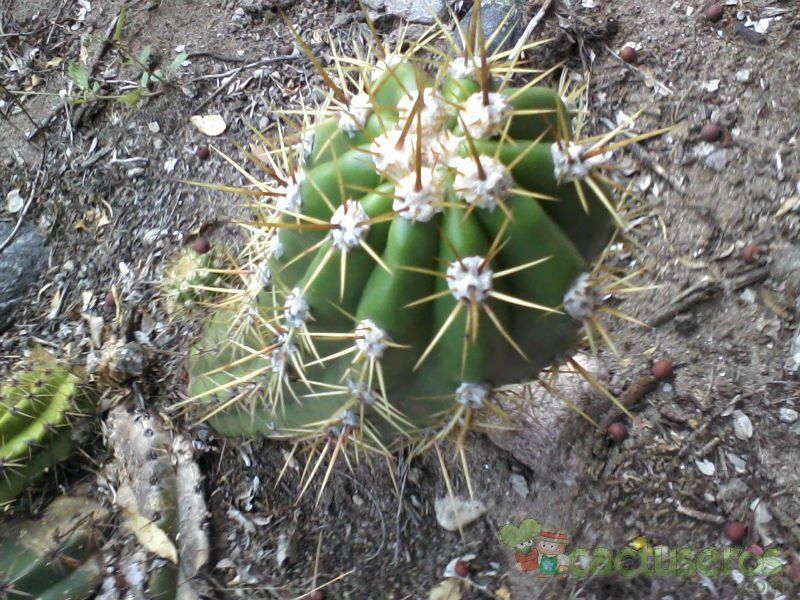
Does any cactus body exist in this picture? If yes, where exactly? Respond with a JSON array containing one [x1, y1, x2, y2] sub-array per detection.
[[104, 407, 208, 600], [188, 43, 622, 447], [0, 493, 107, 599], [0, 362, 93, 506]]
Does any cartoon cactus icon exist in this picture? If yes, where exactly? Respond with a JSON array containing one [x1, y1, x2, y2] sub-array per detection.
[[0, 358, 95, 507], [0, 491, 109, 599], [186, 11, 653, 457]]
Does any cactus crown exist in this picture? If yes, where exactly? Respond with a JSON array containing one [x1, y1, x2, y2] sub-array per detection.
[[186, 14, 648, 458]]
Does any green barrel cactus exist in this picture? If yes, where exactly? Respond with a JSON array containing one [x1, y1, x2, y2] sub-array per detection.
[[0, 360, 94, 506], [187, 29, 627, 449], [0, 492, 108, 599]]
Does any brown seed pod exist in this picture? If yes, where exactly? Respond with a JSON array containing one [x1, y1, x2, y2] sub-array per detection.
[[724, 521, 747, 543], [607, 422, 628, 443], [196, 145, 210, 160], [700, 123, 724, 143], [192, 237, 211, 255], [620, 46, 637, 63], [706, 4, 724, 22], [454, 560, 470, 577], [741, 243, 763, 264], [651, 359, 674, 382]]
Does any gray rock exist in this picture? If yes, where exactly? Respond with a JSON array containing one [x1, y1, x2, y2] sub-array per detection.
[[364, 0, 446, 25], [458, 0, 525, 56], [0, 222, 48, 333], [704, 149, 729, 171]]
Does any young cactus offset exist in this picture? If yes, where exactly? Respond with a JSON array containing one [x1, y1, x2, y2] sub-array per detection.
[[188, 27, 630, 450], [0, 360, 94, 506]]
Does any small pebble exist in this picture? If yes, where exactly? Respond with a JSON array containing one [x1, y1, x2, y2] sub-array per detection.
[[607, 422, 628, 443], [454, 560, 470, 577], [741, 243, 763, 264], [651, 359, 674, 381], [724, 521, 747, 543], [705, 4, 724, 22], [620, 46, 637, 63], [700, 123, 724, 142], [192, 236, 211, 254], [281, 44, 294, 55], [779, 408, 798, 424], [196, 145, 210, 160]]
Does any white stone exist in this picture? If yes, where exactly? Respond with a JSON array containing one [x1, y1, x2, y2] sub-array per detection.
[[434, 496, 488, 531], [779, 407, 798, 424], [364, 0, 446, 24], [732, 410, 753, 440]]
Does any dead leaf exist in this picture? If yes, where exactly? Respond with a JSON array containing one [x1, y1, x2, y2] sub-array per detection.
[[117, 485, 179, 564], [429, 579, 462, 600], [190, 114, 227, 136], [496, 586, 512, 600]]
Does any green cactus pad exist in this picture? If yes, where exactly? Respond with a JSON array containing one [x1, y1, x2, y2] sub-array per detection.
[[0, 360, 94, 506], [0, 493, 108, 599], [188, 41, 622, 448]]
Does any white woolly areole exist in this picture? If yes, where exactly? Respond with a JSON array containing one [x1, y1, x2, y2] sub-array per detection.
[[277, 177, 303, 214], [258, 262, 272, 288], [462, 92, 511, 139], [373, 53, 404, 80], [447, 56, 479, 80], [300, 128, 315, 160], [451, 155, 512, 211], [338, 92, 372, 136], [355, 319, 390, 359], [397, 88, 451, 133], [563, 273, 597, 321], [340, 409, 360, 428], [370, 129, 412, 180], [268, 234, 284, 260], [394, 167, 446, 222], [447, 256, 493, 303], [347, 379, 378, 406], [284, 288, 310, 329], [550, 141, 612, 182], [270, 334, 296, 373], [329, 200, 370, 251], [455, 382, 491, 408]]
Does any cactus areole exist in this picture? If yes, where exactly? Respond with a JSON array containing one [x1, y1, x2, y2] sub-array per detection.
[[188, 43, 620, 447]]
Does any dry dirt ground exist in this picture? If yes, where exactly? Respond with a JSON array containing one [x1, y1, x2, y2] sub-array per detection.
[[1, 0, 799, 598]]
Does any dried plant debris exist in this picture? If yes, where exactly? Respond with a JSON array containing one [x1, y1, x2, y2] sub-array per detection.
[[101, 407, 209, 599]]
